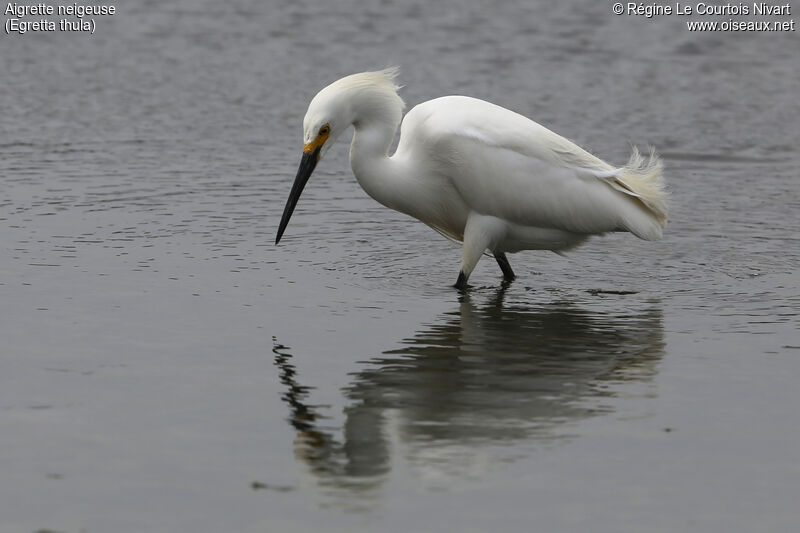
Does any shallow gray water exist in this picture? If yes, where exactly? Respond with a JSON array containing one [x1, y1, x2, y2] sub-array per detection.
[[2, 1, 799, 532]]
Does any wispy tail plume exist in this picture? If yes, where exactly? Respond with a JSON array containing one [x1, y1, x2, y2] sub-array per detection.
[[617, 146, 669, 228]]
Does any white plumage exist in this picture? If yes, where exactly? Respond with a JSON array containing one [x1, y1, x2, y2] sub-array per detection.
[[277, 68, 668, 289]]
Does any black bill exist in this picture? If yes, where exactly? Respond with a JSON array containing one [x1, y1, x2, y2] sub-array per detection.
[[276, 148, 320, 245]]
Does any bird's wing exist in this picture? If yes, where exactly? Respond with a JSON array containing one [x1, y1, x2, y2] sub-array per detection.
[[401, 96, 657, 236]]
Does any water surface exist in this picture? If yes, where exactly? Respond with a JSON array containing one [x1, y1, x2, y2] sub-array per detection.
[[1, 1, 799, 532]]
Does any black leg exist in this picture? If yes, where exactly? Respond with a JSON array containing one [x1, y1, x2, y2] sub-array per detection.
[[494, 252, 516, 281], [454, 271, 468, 290]]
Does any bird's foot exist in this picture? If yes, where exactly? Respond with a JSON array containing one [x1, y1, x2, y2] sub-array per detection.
[[499, 277, 514, 290]]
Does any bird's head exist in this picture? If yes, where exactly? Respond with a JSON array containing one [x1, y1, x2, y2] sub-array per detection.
[[276, 68, 403, 245], [302, 88, 350, 161], [275, 86, 351, 245]]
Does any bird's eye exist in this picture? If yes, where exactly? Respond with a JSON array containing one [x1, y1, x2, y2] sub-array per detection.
[[319, 125, 330, 136]]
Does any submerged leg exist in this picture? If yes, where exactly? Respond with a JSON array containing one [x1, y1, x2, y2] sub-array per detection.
[[494, 252, 516, 281], [453, 213, 508, 290]]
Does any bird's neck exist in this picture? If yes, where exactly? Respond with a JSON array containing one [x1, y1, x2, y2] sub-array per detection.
[[349, 116, 411, 215]]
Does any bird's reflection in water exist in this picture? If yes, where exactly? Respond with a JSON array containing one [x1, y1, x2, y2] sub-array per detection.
[[273, 340, 388, 492], [273, 285, 664, 494]]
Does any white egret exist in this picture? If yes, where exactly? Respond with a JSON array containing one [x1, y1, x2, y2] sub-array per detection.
[[276, 69, 668, 289]]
